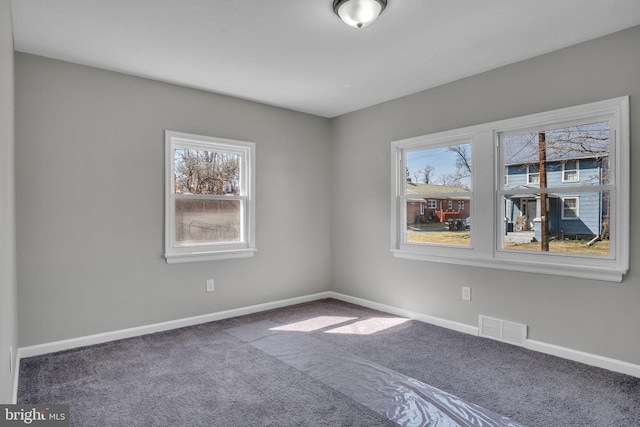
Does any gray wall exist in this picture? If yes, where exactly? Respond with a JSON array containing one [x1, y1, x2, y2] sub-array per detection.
[[14, 24, 640, 368], [15, 54, 332, 346], [0, 0, 17, 403], [330, 26, 640, 365]]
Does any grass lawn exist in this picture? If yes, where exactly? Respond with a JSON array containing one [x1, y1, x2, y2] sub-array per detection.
[[504, 239, 610, 256], [407, 223, 470, 246], [407, 222, 610, 255], [407, 232, 471, 245]]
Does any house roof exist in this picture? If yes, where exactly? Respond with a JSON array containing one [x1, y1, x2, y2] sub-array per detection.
[[406, 182, 469, 195], [506, 186, 560, 199], [504, 123, 610, 165]]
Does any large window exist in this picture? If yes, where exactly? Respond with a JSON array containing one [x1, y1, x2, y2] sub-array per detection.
[[500, 120, 612, 257], [401, 141, 472, 247], [391, 97, 629, 281], [165, 131, 256, 263]]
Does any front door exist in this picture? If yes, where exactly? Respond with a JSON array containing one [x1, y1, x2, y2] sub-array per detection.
[[520, 199, 537, 230]]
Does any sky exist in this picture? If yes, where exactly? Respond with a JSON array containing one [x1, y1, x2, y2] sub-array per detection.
[[406, 144, 471, 187]]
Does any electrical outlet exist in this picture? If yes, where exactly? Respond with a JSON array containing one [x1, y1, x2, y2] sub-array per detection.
[[462, 286, 471, 301], [206, 279, 215, 292]]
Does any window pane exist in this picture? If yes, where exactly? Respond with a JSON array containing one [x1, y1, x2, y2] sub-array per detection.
[[404, 143, 471, 247], [405, 199, 471, 246], [562, 198, 578, 218], [504, 121, 610, 190], [406, 143, 471, 189], [563, 160, 579, 182], [175, 198, 241, 244], [174, 148, 240, 195], [501, 191, 610, 256]]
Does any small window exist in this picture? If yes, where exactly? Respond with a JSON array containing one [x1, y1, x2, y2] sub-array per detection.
[[458, 200, 465, 210], [527, 165, 540, 184], [427, 200, 437, 209], [562, 160, 579, 182], [562, 197, 579, 219], [165, 131, 256, 263]]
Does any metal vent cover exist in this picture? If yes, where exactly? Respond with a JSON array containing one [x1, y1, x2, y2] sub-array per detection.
[[479, 315, 527, 346]]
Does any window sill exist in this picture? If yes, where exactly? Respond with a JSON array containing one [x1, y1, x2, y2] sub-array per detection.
[[391, 249, 626, 282], [165, 248, 257, 264]]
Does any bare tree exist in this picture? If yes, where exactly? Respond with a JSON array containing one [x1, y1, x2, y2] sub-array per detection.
[[447, 144, 471, 177], [446, 144, 472, 190], [436, 174, 448, 186], [174, 149, 240, 195], [423, 164, 435, 184], [436, 173, 466, 188]]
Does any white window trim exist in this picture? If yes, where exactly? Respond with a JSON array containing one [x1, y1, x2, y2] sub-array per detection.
[[562, 160, 580, 182], [391, 97, 629, 282], [391, 134, 475, 259], [165, 131, 256, 263], [561, 196, 579, 220], [427, 200, 437, 209], [527, 165, 540, 184]]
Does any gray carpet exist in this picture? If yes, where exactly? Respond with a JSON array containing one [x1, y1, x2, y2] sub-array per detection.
[[18, 299, 640, 426]]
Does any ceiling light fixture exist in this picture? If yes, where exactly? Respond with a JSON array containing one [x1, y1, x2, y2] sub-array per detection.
[[333, 0, 387, 28]]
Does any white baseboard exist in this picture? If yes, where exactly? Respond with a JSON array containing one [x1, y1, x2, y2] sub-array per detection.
[[327, 292, 640, 378], [13, 291, 334, 403], [12, 353, 19, 404], [18, 292, 333, 359], [15, 289, 640, 403], [327, 292, 480, 336], [524, 339, 640, 378]]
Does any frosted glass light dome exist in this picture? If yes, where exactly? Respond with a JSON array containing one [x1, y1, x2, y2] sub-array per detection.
[[333, 0, 387, 28]]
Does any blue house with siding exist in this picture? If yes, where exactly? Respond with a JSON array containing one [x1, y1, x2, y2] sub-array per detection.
[[503, 126, 609, 241]]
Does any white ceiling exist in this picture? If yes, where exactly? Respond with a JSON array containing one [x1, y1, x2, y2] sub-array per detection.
[[11, 0, 640, 118]]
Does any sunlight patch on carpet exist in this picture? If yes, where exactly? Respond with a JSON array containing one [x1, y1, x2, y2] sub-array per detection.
[[324, 317, 409, 335], [270, 316, 358, 332]]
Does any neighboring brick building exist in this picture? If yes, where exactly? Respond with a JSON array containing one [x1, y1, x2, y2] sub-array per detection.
[[406, 182, 470, 225]]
